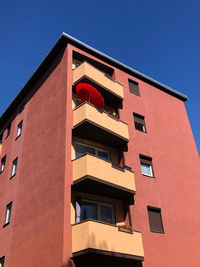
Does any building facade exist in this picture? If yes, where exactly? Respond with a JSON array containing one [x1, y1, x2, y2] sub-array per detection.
[[0, 33, 199, 267]]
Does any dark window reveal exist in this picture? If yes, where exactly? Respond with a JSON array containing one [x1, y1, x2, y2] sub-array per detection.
[[0, 256, 5, 267], [129, 79, 140, 96], [6, 124, 11, 138], [133, 113, 146, 132], [147, 206, 164, 233]]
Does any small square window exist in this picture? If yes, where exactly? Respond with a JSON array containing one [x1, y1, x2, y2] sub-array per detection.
[[133, 113, 146, 132], [11, 158, 18, 178], [128, 79, 140, 96], [0, 256, 5, 267], [140, 155, 154, 177], [16, 121, 23, 139], [4, 202, 12, 227], [147, 206, 164, 233], [5, 123, 11, 138], [0, 156, 6, 173]]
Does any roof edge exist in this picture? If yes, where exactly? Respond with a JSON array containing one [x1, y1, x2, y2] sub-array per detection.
[[0, 32, 188, 126]]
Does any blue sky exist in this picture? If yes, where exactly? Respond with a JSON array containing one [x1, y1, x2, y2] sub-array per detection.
[[0, 0, 199, 154]]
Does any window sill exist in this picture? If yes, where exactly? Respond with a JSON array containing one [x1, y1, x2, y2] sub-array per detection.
[[150, 229, 165, 234], [142, 173, 154, 178], [3, 222, 10, 228]]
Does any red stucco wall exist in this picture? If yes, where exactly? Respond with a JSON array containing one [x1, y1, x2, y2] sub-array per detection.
[[0, 46, 73, 267], [115, 69, 200, 266]]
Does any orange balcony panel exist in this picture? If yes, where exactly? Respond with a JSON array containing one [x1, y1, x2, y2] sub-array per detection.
[[73, 102, 129, 149], [73, 62, 124, 100], [72, 220, 144, 261], [72, 154, 135, 200]]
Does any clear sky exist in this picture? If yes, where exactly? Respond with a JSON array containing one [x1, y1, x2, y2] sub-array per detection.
[[0, 0, 199, 154]]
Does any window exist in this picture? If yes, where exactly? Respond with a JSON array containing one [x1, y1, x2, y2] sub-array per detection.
[[16, 121, 23, 138], [128, 79, 140, 96], [5, 123, 11, 138], [72, 59, 82, 69], [133, 113, 146, 132], [75, 142, 110, 161], [140, 155, 154, 177], [11, 158, 18, 178], [19, 103, 25, 113], [147, 206, 164, 233], [76, 199, 115, 225], [0, 256, 5, 267], [0, 156, 6, 173], [4, 202, 12, 226]]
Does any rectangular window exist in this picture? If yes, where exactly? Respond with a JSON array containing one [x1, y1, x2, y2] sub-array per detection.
[[11, 158, 18, 178], [16, 121, 23, 138], [19, 103, 25, 113], [0, 256, 5, 267], [76, 199, 115, 225], [147, 206, 164, 233], [0, 156, 6, 173], [75, 142, 110, 161], [133, 113, 146, 132], [6, 123, 11, 138], [4, 202, 12, 226], [128, 79, 140, 96], [140, 155, 154, 177]]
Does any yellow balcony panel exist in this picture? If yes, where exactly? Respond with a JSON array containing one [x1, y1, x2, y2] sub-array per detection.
[[72, 220, 144, 262], [73, 102, 129, 149], [72, 154, 135, 200], [73, 61, 124, 100]]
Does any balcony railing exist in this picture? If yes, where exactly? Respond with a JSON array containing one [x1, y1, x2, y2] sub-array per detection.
[[72, 220, 144, 261], [72, 154, 135, 199], [73, 102, 129, 149], [73, 61, 124, 100]]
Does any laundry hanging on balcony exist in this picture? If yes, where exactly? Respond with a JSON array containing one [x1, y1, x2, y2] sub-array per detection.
[[76, 83, 104, 108]]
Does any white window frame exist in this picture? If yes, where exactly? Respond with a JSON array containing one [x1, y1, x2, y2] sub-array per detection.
[[0, 156, 6, 173], [17, 121, 23, 138], [75, 142, 110, 161], [4, 202, 12, 225], [11, 158, 18, 177], [81, 198, 115, 224], [141, 162, 153, 177]]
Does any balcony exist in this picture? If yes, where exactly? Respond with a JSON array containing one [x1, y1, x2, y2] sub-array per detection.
[[72, 154, 135, 200], [73, 102, 129, 149], [73, 61, 124, 100], [72, 220, 144, 262]]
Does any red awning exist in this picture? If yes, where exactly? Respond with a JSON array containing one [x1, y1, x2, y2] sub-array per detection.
[[76, 83, 104, 108]]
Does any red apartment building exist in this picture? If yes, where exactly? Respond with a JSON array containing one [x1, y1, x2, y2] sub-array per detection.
[[0, 33, 199, 267]]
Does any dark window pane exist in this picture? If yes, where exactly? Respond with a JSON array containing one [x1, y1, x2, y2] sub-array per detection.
[[80, 201, 97, 221], [100, 205, 114, 224], [97, 151, 109, 161], [133, 113, 146, 132], [75, 144, 95, 158]]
